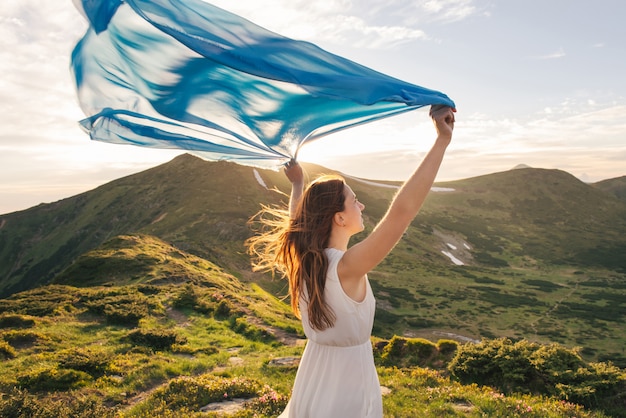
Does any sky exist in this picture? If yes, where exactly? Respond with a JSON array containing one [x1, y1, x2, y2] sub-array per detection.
[[1, 0, 625, 214]]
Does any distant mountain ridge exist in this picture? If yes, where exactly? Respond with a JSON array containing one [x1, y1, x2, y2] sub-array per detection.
[[1, 154, 625, 297], [3, 154, 626, 365], [594, 175, 626, 202]]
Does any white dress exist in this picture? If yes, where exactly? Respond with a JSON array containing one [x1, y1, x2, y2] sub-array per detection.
[[279, 248, 383, 418]]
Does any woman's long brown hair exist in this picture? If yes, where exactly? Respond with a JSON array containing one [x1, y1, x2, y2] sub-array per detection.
[[246, 175, 346, 331]]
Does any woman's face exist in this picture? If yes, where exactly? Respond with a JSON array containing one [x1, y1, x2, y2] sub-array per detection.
[[339, 184, 365, 234]]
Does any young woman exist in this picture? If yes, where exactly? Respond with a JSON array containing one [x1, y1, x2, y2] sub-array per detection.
[[247, 105, 455, 417]]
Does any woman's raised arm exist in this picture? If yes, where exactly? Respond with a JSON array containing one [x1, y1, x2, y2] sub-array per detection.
[[284, 159, 304, 219], [339, 106, 456, 283]]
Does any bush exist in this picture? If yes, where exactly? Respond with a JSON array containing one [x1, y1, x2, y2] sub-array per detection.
[[103, 303, 148, 326], [244, 386, 289, 415], [448, 338, 538, 393], [149, 375, 260, 410], [17, 367, 92, 392], [57, 348, 111, 377], [380, 335, 405, 360], [0, 286, 80, 317], [215, 299, 233, 318], [84, 290, 152, 326], [173, 283, 199, 310], [405, 338, 437, 359], [448, 338, 626, 412], [0, 388, 114, 418], [2, 330, 50, 349], [126, 329, 187, 351], [0, 314, 36, 329], [436, 339, 459, 356], [0, 339, 16, 359], [379, 336, 439, 368], [173, 284, 215, 314], [229, 317, 275, 343]]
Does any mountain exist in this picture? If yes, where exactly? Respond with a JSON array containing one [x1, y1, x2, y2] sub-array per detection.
[[420, 168, 626, 269], [2, 155, 626, 294], [2, 156, 626, 417], [594, 175, 626, 202], [1, 155, 626, 364], [0, 155, 287, 297]]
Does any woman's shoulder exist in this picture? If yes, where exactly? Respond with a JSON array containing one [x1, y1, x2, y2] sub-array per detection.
[[324, 248, 344, 276]]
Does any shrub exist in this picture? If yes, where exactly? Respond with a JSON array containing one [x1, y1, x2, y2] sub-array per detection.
[[436, 339, 459, 356], [173, 284, 215, 314], [405, 338, 437, 359], [215, 299, 233, 318], [57, 348, 111, 377], [0, 314, 36, 329], [103, 303, 148, 326], [2, 330, 50, 349], [449, 338, 626, 412], [379, 336, 439, 368], [173, 283, 198, 310], [0, 388, 114, 418], [244, 386, 289, 415], [229, 317, 275, 342], [17, 367, 92, 392], [0, 286, 80, 317], [126, 329, 187, 351], [137, 285, 160, 295], [149, 375, 260, 410], [0, 339, 16, 359], [379, 335, 405, 363], [83, 289, 156, 326], [448, 338, 539, 393]]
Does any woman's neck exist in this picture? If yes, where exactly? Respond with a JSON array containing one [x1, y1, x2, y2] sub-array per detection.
[[327, 228, 350, 251]]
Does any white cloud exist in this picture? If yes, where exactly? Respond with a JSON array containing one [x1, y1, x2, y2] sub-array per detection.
[[208, 0, 476, 48], [300, 101, 626, 183], [530, 47, 566, 60], [421, 0, 478, 22]]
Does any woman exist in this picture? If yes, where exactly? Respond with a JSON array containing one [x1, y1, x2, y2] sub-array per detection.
[[247, 105, 455, 417]]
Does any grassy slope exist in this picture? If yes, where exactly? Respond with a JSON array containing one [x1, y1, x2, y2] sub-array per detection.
[[594, 175, 626, 202], [0, 235, 616, 417], [1, 157, 626, 365], [362, 168, 626, 365]]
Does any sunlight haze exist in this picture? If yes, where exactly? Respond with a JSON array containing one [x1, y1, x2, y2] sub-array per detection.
[[1, 0, 624, 214]]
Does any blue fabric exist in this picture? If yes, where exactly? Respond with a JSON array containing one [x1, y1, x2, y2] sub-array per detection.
[[71, 0, 455, 168]]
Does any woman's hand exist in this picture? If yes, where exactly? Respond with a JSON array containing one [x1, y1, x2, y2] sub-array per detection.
[[429, 105, 455, 145], [284, 159, 304, 186]]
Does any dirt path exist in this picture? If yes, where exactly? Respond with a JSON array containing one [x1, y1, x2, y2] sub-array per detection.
[[528, 281, 580, 337]]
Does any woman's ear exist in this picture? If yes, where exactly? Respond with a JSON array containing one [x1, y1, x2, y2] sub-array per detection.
[[333, 212, 345, 227]]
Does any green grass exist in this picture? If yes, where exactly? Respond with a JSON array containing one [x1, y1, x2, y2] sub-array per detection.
[[1, 159, 626, 416], [1, 265, 624, 417], [380, 367, 607, 418], [369, 259, 626, 366]]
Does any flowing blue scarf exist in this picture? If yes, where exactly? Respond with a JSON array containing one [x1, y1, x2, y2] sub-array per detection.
[[71, 0, 455, 167]]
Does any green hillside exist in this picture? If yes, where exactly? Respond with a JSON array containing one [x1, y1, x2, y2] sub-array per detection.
[[419, 168, 626, 269], [1, 234, 623, 417], [594, 175, 626, 202], [1, 156, 626, 366]]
